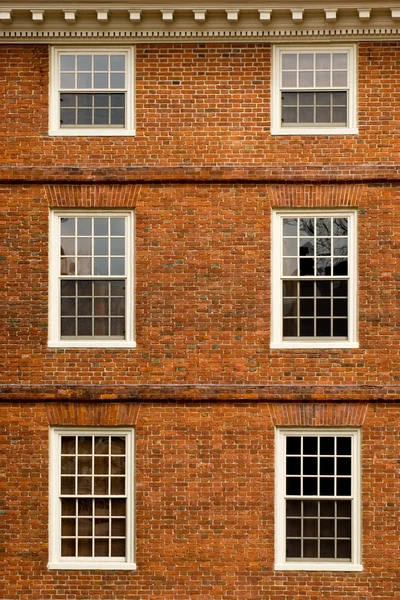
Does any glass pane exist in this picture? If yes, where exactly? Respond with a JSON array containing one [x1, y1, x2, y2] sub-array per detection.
[[316, 107, 331, 123], [95, 457, 109, 474], [60, 108, 76, 125], [286, 478, 301, 495], [303, 501, 318, 516], [111, 519, 126, 536], [333, 218, 348, 236], [111, 238, 125, 255], [316, 319, 331, 337], [62, 499, 76, 516], [337, 500, 351, 517], [282, 107, 297, 123], [94, 281, 109, 296], [77, 109, 92, 125], [78, 498, 92, 516], [303, 457, 317, 475], [78, 437, 92, 454], [316, 299, 331, 317], [61, 539, 75, 557], [111, 478, 125, 495], [316, 93, 331, 106], [303, 478, 318, 495], [282, 54, 297, 69], [283, 319, 297, 337], [286, 437, 301, 455], [320, 501, 335, 517], [94, 218, 108, 235], [300, 319, 314, 336], [111, 94, 125, 108], [94, 109, 109, 125], [283, 258, 297, 276], [110, 258, 125, 276], [282, 72, 297, 87], [78, 298, 92, 316], [78, 477, 92, 495], [299, 258, 314, 276], [95, 499, 109, 516], [78, 457, 92, 474], [77, 238, 91, 256], [299, 299, 313, 317], [110, 218, 125, 236], [61, 218, 76, 236], [110, 73, 125, 89], [337, 520, 351, 538], [333, 53, 347, 69], [111, 539, 125, 557], [299, 54, 313, 69], [77, 218, 92, 235], [320, 539, 335, 558], [94, 258, 109, 276], [110, 55, 125, 71], [332, 106, 347, 123], [94, 298, 109, 316], [333, 258, 348, 275], [94, 55, 108, 71], [286, 500, 301, 516], [61, 477, 75, 495], [94, 73, 108, 89], [94, 318, 109, 336], [320, 457, 334, 475], [337, 458, 351, 475], [337, 540, 351, 559], [78, 539, 92, 557], [77, 73, 92, 89], [333, 319, 348, 337], [316, 54, 331, 69], [111, 499, 126, 516], [337, 437, 352, 455], [95, 539, 109, 557], [94, 238, 108, 255], [61, 517, 76, 536], [300, 238, 315, 257], [60, 55, 75, 71], [286, 539, 301, 558], [303, 539, 318, 558], [332, 71, 347, 87], [283, 280, 297, 296], [60, 73, 75, 89], [299, 72, 313, 87], [94, 477, 109, 495], [95, 437, 109, 454], [61, 436, 76, 454], [286, 457, 301, 475], [320, 477, 334, 496], [282, 92, 297, 106], [77, 257, 91, 276], [298, 106, 314, 123], [78, 518, 92, 536], [61, 318, 75, 336], [303, 519, 318, 537], [77, 55, 92, 71], [303, 437, 318, 454], [286, 518, 301, 537], [320, 437, 334, 455], [283, 218, 298, 236], [299, 281, 314, 297], [316, 71, 330, 87], [283, 298, 297, 317], [95, 518, 109, 536]]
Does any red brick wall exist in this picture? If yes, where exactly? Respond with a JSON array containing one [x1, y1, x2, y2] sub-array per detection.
[[1, 401, 399, 600], [0, 42, 400, 167], [1, 181, 399, 398]]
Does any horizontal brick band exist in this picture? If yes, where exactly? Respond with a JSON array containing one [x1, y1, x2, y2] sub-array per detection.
[[1, 385, 399, 402], [1, 165, 400, 184]]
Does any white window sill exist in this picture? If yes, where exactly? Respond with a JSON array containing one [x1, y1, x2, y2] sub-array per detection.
[[275, 562, 362, 572], [48, 562, 136, 570], [271, 341, 359, 349], [49, 129, 136, 137], [270, 127, 358, 136], [48, 341, 137, 349]]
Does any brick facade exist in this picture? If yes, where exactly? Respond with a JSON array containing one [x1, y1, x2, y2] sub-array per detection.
[[1, 33, 399, 600]]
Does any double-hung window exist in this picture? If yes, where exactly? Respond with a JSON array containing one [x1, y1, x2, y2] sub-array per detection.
[[49, 428, 135, 570], [49, 211, 135, 348], [50, 47, 134, 136], [271, 210, 358, 349], [275, 428, 362, 571], [271, 45, 357, 135]]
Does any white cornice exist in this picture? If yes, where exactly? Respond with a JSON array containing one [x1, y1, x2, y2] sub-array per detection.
[[1, 3, 400, 43]]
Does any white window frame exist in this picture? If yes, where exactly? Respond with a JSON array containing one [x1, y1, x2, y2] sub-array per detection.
[[271, 44, 358, 136], [275, 427, 362, 572], [48, 210, 136, 348], [49, 46, 135, 136], [271, 209, 358, 349], [49, 427, 136, 570]]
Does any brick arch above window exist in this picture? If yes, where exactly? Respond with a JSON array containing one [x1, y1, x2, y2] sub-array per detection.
[[43, 184, 140, 208], [267, 184, 363, 208], [268, 403, 368, 427], [45, 402, 141, 426]]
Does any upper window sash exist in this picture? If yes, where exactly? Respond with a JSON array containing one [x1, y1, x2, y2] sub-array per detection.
[[271, 44, 358, 135], [49, 47, 135, 136]]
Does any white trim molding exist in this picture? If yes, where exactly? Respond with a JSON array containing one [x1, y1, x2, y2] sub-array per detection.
[[275, 427, 362, 572]]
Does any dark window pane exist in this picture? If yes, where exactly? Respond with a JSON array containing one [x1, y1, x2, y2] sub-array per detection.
[[61, 539, 75, 557], [286, 457, 301, 475], [286, 539, 301, 558], [299, 92, 314, 105], [77, 109, 92, 125], [94, 318, 109, 336], [282, 92, 297, 106], [111, 478, 125, 495], [337, 478, 351, 496], [316, 281, 331, 297], [111, 499, 126, 516], [286, 518, 302, 537], [316, 299, 331, 317], [333, 106, 347, 123], [94, 298, 109, 316], [78, 457, 92, 474], [337, 519, 351, 538], [299, 107, 314, 123], [78, 280, 92, 296], [95, 437, 109, 454], [61, 436, 76, 454], [337, 458, 351, 476], [303, 501, 318, 516], [111, 319, 125, 337], [94, 280, 109, 296], [283, 319, 297, 337], [333, 280, 348, 297], [286, 477, 301, 495], [337, 500, 351, 517], [299, 281, 314, 297], [300, 299, 314, 316], [282, 107, 297, 123], [61, 280, 76, 296], [320, 519, 335, 537], [303, 539, 318, 558], [303, 457, 317, 475], [303, 519, 318, 537], [316, 319, 331, 337], [110, 280, 125, 296], [111, 519, 126, 536], [95, 518, 109, 536], [94, 94, 109, 107], [61, 318, 75, 337], [111, 298, 125, 316], [286, 437, 301, 455], [111, 109, 125, 126], [111, 457, 125, 475], [111, 93, 125, 107], [95, 499, 109, 516], [300, 319, 314, 336], [283, 298, 297, 317], [286, 500, 301, 516], [77, 318, 92, 336], [300, 258, 314, 276], [320, 437, 335, 455], [320, 539, 335, 558], [78, 539, 92, 557], [111, 539, 125, 557], [333, 319, 348, 337], [95, 539, 109, 557], [77, 298, 92, 316], [316, 93, 331, 106], [303, 478, 318, 495], [78, 498, 92, 516], [94, 109, 109, 125], [320, 501, 335, 517], [320, 457, 334, 475], [94, 477, 109, 495], [77, 477, 92, 495], [60, 93, 76, 108], [95, 457, 109, 475], [60, 108, 76, 125], [62, 498, 76, 516], [78, 518, 92, 536], [320, 477, 334, 496], [316, 258, 331, 276], [303, 437, 318, 455], [61, 477, 75, 495], [316, 238, 331, 256], [334, 238, 348, 256], [333, 218, 348, 236], [337, 540, 351, 559], [333, 258, 348, 275], [316, 107, 331, 123], [61, 518, 75, 537], [300, 219, 314, 237]]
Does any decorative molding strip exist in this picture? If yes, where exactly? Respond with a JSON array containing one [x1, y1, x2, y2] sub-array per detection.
[[1, 384, 399, 402], [2, 26, 400, 41]]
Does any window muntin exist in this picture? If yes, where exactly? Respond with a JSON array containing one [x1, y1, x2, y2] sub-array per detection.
[[275, 429, 361, 571], [49, 211, 135, 348], [50, 48, 134, 136], [271, 211, 357, 349], [271, 45, 357, 135], [49, 428, 135, 570]]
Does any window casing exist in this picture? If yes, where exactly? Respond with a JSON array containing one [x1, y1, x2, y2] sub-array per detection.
[[275, 428, 362, 571], [50, 47, 135, 136], [49, 210, 135, 348], [271, 45, 357, 135], [49, 428, 135, 570], [271, 210, 358, 349]]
